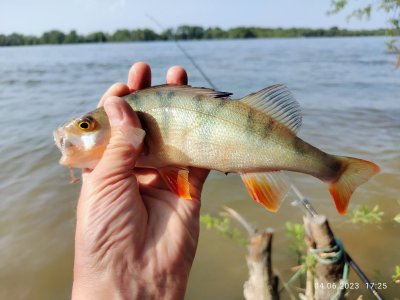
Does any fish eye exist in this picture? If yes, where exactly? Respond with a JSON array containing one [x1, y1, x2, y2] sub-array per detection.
[[78, 121, 90, 130], [77, 116, 96, 131]]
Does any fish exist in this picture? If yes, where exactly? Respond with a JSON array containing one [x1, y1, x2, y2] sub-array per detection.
[[53, 84, 380, 215]]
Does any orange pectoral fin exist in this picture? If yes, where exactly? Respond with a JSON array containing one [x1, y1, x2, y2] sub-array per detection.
[[159, 167, 192, 200], [241, 171, 290, 212]]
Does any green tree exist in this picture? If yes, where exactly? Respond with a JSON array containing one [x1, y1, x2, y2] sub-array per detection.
[[329, 0, 400, 53], [86, 31, 107, 43], [23, 35, 40, 45], [203, 27, 228, 39], [64, 30, 80, 44], [175, 25, 204, 40], [160, 28, 174, 40], [0, 25, 391, 47], [0, 34, 6, 46], [228, 27, 256, 38], [111, 29, 131, 41], [41, 30, 65, 44], [5, 33, 25, 45], [130, 29, 159, 41]]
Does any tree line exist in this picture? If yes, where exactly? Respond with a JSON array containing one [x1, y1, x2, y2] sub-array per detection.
[[0, 25, 390, 46]]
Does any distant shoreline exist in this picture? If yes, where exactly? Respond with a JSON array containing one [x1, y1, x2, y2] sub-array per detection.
[[0, 25, 393, 47]]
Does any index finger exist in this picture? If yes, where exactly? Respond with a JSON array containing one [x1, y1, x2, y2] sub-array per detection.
[[166, 66, 188, 85], [98, 82, 130, 107], [98, 62, 152, 107]]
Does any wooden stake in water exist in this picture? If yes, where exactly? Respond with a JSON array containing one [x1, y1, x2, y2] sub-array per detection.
[[291, 185, 383, 300]]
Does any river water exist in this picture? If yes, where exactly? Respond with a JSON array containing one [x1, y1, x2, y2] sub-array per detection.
[[0, 37, 399, 299]]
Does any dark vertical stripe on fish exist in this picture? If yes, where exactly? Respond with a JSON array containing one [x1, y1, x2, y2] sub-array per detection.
[[215, 98, 228, 112], [125, 93, 137, 108], [327, 158, 343, 180], [167, 91, 175, 100], [263, 118, 274, 139], [160, 92, 173, 141], [293, 138, 306, 155], [193, 96, 208, 145], [133, 95, 143, 111], [245, 108, 254, 133], [204, 99, 228, 149]]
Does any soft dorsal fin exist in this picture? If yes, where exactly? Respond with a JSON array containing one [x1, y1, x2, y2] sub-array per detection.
[[137, 84, 232, 99], [240, 84, 302, 133]]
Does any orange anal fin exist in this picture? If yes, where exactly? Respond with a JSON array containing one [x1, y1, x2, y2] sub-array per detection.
[[241, 171, 290, 212], [159, 167, 192, 200]]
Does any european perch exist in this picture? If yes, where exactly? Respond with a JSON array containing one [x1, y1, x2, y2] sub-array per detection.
[[53, 84, 380, 214]]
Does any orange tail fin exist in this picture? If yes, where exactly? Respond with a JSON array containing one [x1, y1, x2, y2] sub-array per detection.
[[329, 156, 380, 215]]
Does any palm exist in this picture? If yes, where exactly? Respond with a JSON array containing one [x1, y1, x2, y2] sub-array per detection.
[[134, 167, 208, 278], [96, 63, 208, 276]]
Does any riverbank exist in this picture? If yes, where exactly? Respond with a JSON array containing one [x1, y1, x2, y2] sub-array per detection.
[[0, 25, 391, 47]]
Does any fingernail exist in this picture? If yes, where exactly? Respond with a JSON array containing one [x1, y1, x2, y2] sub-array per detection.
[[105, 98, 123, 126]]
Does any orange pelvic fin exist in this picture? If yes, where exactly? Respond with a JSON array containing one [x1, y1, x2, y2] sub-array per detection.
[[240, 171, 290, 212], [329, 156, 380, 215], [159, 167, 192, 200]]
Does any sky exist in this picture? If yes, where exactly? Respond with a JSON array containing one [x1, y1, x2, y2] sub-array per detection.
[[0, 0, 389, 35]]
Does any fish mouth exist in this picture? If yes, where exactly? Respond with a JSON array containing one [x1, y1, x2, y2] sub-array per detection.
[[53, 129, 64, 152], [53, 129, 71, 166], [53, 129, 79, 166]]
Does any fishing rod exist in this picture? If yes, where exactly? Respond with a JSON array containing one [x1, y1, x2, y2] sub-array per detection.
[[145, 14, 216, 89], [146, 14, 384, 300]]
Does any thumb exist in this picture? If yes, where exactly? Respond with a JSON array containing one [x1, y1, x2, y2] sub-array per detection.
[[93, 96, 145, 176]]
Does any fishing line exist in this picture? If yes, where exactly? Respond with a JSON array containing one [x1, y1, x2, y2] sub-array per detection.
[[145, 14, 216, 89], [145, 14, 384, 300]]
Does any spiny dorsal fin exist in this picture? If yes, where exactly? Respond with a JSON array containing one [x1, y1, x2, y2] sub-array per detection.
[[240, 84, 302, 133], [137, 84, 232, 99]]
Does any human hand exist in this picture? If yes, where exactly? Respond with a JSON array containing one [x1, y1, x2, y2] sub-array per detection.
[[72, 62, 209, 300]]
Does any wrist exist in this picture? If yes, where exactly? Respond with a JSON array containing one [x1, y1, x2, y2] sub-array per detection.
[[72, 266, 188, 300]]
